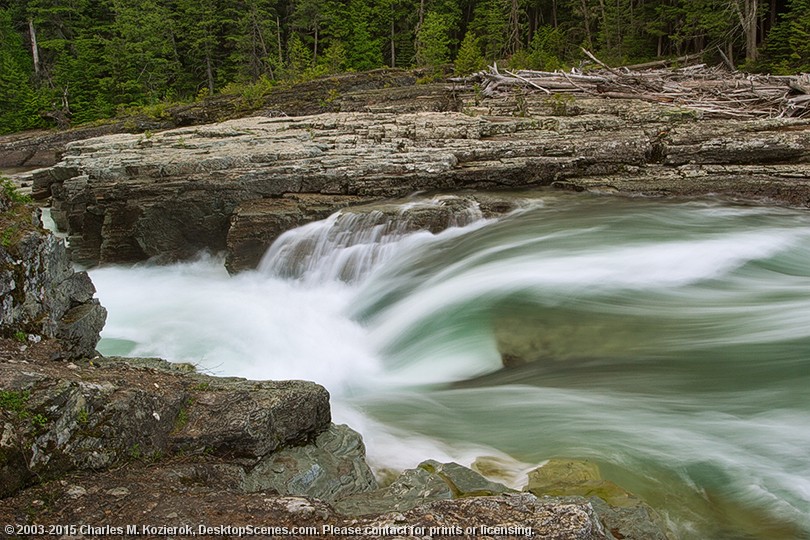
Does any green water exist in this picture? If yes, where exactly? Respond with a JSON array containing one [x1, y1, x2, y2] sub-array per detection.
[[93, 193, 810, 539]]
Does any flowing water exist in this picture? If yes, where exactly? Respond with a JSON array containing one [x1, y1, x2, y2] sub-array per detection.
[[90, 192, 810, 539]]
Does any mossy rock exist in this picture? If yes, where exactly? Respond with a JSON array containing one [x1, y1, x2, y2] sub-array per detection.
[[525, 459, 638, 508]]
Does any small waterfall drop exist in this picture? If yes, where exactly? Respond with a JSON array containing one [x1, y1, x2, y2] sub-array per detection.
[[258, 195, 486, 283]]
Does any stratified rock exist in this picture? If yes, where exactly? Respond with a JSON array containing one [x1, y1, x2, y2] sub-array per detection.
[[0, 192, 106, 358], [33, 102, 810, 269], [334, 459, 514, 516], [34, 110, 652, 267]]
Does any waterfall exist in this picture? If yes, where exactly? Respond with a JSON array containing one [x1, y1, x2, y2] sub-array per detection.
[[258, 195, 486, 283]]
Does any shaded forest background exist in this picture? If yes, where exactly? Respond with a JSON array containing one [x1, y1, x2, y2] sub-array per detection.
[[1, 0, 809, 134]]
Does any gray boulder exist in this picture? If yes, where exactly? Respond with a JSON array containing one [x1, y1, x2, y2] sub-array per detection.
[[0, 192, 106, 359], [334, 459, 514, 516]]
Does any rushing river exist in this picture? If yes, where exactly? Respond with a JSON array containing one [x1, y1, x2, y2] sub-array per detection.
[[89, 192, 810, 539]]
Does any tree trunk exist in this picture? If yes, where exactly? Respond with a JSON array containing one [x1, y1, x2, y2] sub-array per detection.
[[277, 16, 283, 65], [552, 0, 558, 28], [734, 0, 758, 62], [28, 19, 40, 77], [508, 0, 521, 53], [597, 0, 609, 49], [313, 25, 319, 63], [206, 54, 215, 95], [580, 0, 593, 48], [390, 17, 396, 67]]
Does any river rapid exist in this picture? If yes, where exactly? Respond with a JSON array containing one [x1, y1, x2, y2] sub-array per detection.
[[89, 192, 810, 539]]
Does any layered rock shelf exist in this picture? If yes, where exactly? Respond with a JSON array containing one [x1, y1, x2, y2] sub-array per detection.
[[24, 92, 809, 272]]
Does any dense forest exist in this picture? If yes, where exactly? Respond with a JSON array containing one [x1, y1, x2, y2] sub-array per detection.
[[1, 0, 809, 134]]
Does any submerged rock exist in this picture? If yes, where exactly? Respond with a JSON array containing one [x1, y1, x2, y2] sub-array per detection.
[[525, 459, 671, 540]]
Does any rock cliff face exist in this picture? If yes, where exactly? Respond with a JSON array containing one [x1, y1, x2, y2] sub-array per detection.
[[31, 95, 810, 271], [0, 192, 106, 359]]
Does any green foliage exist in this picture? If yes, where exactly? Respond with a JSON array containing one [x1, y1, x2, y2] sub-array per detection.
[[467, 0, 508, 60], [416, 11, 452, 68], [346, 0, 383, 71], [0, 390, 29, 413], [0, 9, 46, 134], [1, 178, 32, 204], [525, 26, 566, 71], [454, 31, 486, 75], [0, 228, 14, 248], [286, 32, 313, 79], [760, 0, 810, 73], [13, 331, 27, 343], [30, 413, 48, 429], [222, 75, 276, 107], [315, 42, 348, 75], [0, 0, 808, 134]]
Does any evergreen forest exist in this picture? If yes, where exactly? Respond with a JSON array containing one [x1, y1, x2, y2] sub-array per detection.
[[1, 0, 809, 134]]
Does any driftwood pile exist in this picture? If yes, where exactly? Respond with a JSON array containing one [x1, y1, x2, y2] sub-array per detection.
[[454, 50, 810, 119]]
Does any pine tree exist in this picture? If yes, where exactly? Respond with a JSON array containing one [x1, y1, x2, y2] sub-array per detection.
[[454, 30, 485, 74], [103, 0, 182, 105], [416, 10, 452, 67], [346, 0, 383, 70], [0, 9, 45, 133]]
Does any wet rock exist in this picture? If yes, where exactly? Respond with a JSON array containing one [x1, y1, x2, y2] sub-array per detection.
[[364, 493, 614, 540], [0, 469, 615, 540], [525, 459, 670, 540], [334, 459, 514, 516], [226, 194, 372, 273]]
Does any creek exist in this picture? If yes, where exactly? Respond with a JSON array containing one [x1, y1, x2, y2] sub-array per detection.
[[89, 192, 810, 539]]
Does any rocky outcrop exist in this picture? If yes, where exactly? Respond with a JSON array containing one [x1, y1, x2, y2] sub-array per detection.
[[0, 353, 377, 501], [0, 69, 448, 169], [0, 191, 106, 359], [0, 475, 615, 540], [30, 94, 810, 270]]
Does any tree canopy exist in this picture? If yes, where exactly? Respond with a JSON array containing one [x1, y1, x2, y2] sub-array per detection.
[[0, 0, 807, 134]]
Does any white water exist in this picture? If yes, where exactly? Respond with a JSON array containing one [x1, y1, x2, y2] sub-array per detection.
[[91, 193, 810, 539]]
